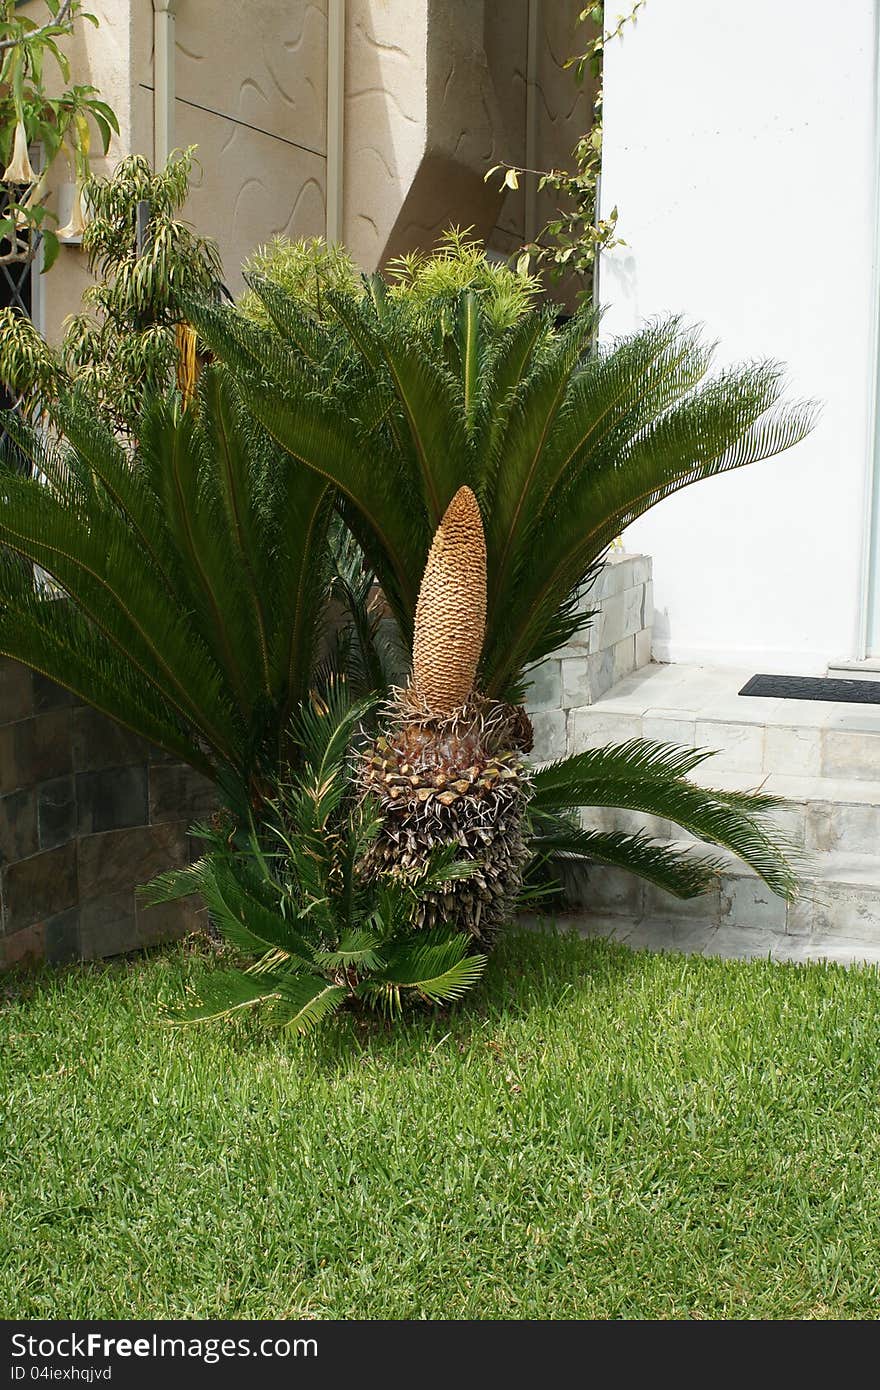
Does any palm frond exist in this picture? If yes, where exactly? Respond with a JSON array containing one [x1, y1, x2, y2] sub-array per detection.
[[311, 930, 385, 971], [530, 740, 800, 900], [229, 367, 424, 618], [143, 851, 315, 962], [361, 928, 486, 1009], [167, 966, 346, 1035], [290, 684, 377, 786], [242, 272, 342, 370], [166, 968, 280, 1024], [264, 976, 348, 1034], [531, 823, 726, 898]]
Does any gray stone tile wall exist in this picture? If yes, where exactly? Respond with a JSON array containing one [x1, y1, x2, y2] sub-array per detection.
[[525, 553, 653, 761], [0, 659, 211, 968]]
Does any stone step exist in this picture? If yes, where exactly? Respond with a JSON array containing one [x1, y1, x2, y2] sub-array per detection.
[[588, 769, 880, 855], [558, 660, 880, 946], [827, 660, 880, 683], [561, 840, 880, 943], [567, 661, 880, 781], [519, 912, 880, 967]]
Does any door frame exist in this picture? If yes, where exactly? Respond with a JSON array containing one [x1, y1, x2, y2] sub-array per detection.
[[859, 0, 880, 658]]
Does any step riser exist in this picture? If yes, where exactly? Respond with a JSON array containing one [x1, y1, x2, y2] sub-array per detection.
[[568, 708, 880, 782], [561, 862, 880, 943], [558, 663, 880, 950], [588, 800, 880, 855]]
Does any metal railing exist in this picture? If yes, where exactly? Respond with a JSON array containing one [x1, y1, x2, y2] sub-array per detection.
[[0, 185, 34, 469]]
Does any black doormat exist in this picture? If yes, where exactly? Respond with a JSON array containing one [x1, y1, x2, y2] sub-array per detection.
[[739, 673, 880, 704]]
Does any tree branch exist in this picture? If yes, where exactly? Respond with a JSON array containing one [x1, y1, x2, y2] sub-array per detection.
[[0, 0, 75, 55]]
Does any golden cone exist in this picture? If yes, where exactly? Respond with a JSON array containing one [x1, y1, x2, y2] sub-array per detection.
[[361, 491, 531, 942], [175, 323, 199, 406], [3, 122, 38, 186], [412, 485, 486, 716]]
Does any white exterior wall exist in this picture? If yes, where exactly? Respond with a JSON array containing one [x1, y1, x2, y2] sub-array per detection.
[[600, 0, 878, 673]]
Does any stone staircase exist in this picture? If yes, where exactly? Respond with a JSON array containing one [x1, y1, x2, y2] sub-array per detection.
[[552, 661, 880, 964]]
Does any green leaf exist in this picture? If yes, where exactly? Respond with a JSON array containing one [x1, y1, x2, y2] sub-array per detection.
[[265, 976, 347, 1034], [312, 930, 385, 971], [165, 968, 281, 1024], [530, 740, 801, 901], [40, 229, 60, 273], [364, 929, 487, 1007], [533, 824, 726, 899]]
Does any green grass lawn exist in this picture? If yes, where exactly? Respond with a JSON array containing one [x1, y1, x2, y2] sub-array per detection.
[[2, 928, 879, 1320]]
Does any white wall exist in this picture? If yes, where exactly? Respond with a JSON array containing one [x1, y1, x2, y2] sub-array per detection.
[[600, 0, 878, 673]]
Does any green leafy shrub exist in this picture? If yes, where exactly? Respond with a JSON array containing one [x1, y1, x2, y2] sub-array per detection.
[[144, 686, 485, 1034], [239, 235, 364, 326], [0, 150, 221, 429], [0, 368, 331, 801], [238, 226, 541, 338], [384, 226, 542, 333]]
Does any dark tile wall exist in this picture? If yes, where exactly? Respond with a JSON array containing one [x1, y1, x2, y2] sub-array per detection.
[[0, 658, 213, 968]]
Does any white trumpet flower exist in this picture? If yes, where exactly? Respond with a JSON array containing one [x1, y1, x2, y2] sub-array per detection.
[[56, 183, 86, 241], [2, 121, 38, 186], [13, 170, 49, 228]]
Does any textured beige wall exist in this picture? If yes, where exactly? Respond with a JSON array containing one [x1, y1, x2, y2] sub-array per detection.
[[173, 0, 328, 296], [486, 0, 596, 294], [377, 0, 504, 263], [343, 0, 594, 275], [342, 0, 427, 270], [25, 0, 593, 335]]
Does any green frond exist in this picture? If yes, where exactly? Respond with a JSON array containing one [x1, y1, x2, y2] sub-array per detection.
[[241, 272, 343, 368], [290, 684, 377, 785], [167, 967, 346, 1035], [311, 930, 385, 971], [531, 824, 726, 898], [531, 739, 716, 806], [224, 359, 424, 619], [453, 290, 484, 433], [139, 857, 214, 905], [472, 306, 556, 503], [0, 368, 335, 797], [485, 357, 816, 693], [530, 740, 800, 901], [0, 555, 213, 772], [413, 842, 482, 889], [144, 851, 314, 963], [165, 968, 280, 1024], [263, 976, 348, 1034], [486, 308, 597, 618], [326, 523, 405, 697], [360, 928, 487, 1010]]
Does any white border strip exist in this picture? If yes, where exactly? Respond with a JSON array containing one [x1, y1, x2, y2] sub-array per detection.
[[857, 0, 880, 658], [326, 0, 345, 243]]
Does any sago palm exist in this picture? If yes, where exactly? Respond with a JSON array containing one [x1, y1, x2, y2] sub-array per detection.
[[0, 369, 331, 803], [189, 267, 814, 924], [145, 685, 486, 1034]]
